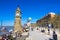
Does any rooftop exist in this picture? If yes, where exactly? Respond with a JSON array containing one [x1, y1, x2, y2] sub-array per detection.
[[49, 12, 55, 15]]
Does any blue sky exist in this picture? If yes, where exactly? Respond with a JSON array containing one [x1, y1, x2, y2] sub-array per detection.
[[0, 0, 60, 26]]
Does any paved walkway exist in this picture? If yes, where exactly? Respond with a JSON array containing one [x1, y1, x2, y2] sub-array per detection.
[[26, 27, 60, 40], [26, 29, 50, 40], [16, 36, 26, 40], [39, 27, 60, 40], [16, 32, 28, 40], [16, 35, 29, 40]]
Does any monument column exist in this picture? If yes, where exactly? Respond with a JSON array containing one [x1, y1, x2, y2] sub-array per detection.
[[14, 6, 22, 34]]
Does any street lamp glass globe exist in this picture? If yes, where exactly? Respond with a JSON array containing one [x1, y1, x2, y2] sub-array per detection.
[[29, 17, 31, 20]]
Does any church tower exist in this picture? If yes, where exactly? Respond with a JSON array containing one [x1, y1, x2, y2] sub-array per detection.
[[14, 6, 22, 33]]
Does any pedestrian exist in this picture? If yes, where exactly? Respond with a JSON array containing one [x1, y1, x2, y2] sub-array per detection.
[[31, 28, 33, 31], [48, 23, 52, 35], [53, 31, 57, 40], [37, 27, 38, 30], [48, 28, 50, 35]]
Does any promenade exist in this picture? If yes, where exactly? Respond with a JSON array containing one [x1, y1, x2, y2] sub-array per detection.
[[26, 27, 60, 40]]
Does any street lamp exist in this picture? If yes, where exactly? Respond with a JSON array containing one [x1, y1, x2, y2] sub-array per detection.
[[29, 17, 32, 20], [28, 17, 32, 22], [27, 17, 32, 31]]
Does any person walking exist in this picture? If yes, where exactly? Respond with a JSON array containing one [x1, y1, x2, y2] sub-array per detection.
[[53, 31, 57, 40]]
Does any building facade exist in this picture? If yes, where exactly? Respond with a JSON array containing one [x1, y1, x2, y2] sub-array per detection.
[[36, 12, 60, 28]]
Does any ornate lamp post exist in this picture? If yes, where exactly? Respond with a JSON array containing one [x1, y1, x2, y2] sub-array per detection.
[[27, 17, 32, 31]]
